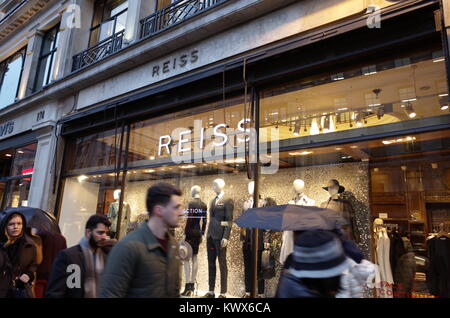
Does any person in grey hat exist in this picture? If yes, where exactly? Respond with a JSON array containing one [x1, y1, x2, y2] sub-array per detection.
[[276, 230, 352, 298]]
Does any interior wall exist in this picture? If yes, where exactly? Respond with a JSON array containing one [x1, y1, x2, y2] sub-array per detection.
[[59, 177, 100, 248]]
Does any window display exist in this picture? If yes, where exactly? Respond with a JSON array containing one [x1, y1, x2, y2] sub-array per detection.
[[0, 143, 37, 209]]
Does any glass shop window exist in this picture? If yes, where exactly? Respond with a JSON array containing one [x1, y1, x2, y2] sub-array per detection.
[[63, 127, 125, 175], [58, 172, 123, 247], [260, 46, 449, 145]]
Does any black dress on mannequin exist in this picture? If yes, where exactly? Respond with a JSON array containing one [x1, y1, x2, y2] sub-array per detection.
[[185, 198, 207, 255]]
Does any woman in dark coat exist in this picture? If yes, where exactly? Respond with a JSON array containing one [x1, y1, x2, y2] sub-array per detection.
[[0, 211, 38, 298]]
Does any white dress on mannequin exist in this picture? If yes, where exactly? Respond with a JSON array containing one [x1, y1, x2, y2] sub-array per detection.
[[375, 227, 394, 298], [279, 194, 315, 264]]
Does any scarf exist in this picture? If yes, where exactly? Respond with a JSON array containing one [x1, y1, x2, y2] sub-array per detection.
[[79, 237, 106, 298]]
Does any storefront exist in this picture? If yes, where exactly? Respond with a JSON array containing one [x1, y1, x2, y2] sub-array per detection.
[[57, 1, 450, 298], [0, 103, 59, 212]]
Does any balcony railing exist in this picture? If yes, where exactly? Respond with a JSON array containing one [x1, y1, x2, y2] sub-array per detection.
[[141, 0, 228, 39], [72, 30, 125, 72]]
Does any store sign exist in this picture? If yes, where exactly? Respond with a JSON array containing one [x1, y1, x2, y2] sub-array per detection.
[[158, 118, 251, 156], [22, 168, 33, 181], [157, 118, 280, 175], [0, 121, 14, 137], [0, 106, 52, 142], [151, 50, 199, 78]]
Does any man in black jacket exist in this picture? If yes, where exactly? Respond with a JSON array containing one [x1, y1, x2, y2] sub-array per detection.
[[45, 214, 116, 298]]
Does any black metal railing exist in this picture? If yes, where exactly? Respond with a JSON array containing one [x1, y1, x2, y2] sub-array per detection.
[[140, 0, 228, 39], [72, 30, 125, 71]]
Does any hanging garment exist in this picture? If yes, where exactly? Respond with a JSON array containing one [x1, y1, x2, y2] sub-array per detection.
[[107, 202, 131, 237], [375, 228, 394, 298], [279, 194, 315, 264], [426, 236, 450, 298]]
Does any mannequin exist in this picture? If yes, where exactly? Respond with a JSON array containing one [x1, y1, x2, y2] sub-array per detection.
[[181, 185, 207, 297], [319, 179, 358, 242], [203, 178, 234, 298], [373, 218, 393, 298], [107, 189, 131, 239], [240, 181, 267, 298], [279, 180, 315, 264]]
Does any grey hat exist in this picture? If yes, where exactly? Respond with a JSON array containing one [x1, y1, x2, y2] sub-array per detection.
[[288, 230, 352, 279]]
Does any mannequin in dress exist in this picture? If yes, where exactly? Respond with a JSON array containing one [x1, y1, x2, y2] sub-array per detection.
[[107, 189, 131, 239], [373, 218, 393, 298], [181, 185, 207, 297], [204, 179, 234, 298], [280, 180, 315, 264], [320, 179, 358, 242]]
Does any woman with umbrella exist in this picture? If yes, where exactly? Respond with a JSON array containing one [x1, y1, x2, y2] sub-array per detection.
[[0, 211, 38, 298]]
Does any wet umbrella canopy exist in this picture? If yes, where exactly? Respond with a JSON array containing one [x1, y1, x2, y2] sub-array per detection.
[[0, 207, 60, 234], [235, 204, 347, 231]]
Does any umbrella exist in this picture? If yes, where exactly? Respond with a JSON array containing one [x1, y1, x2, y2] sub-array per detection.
[[0, 207, 61, 234], [234, 204, 346, 231]]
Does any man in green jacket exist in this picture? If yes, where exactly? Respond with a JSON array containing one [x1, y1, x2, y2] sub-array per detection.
[[99, 182, 184, 298]]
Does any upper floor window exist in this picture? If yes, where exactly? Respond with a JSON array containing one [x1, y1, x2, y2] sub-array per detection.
[[0, 47, 26, 110], [34, 24, 60, 91], [89, 0, 128, 47], [156, 0, 173, 11]]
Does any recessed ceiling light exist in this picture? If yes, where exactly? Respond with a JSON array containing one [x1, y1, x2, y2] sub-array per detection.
[[350, 146, 358, 149], [335, 148, 343, 151], [181, 165, 196, 169], [17, 151, 24, 154], [289, 151, 313, 156], [5, 154, 12, 157], [77, 175, 88, 182]]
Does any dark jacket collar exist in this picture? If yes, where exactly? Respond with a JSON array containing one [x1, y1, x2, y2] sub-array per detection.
[[136, 222, 174, 252]]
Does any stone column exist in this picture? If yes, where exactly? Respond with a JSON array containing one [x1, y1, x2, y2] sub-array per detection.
[[124, 0, 157, 44], [27, 105, 59, 212]]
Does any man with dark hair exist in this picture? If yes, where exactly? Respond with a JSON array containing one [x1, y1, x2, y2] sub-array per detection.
[[100, 182, 184, 298], [45, 214, 116, 298]]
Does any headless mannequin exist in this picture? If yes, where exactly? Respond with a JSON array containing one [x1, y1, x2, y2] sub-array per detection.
[[182, 185, 206, 296], [280, 180, 315, 264], [373, 218, 393, 298], [204, 178, 234, 298]]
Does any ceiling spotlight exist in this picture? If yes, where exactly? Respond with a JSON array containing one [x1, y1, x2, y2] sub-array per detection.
[[310, 118, 320, 135], [405, 103, 416, 119], [377, 106, 385, 119], [293, 122, 301, 136], [323, 115, 330, 131], [355, 112, 364, 127], [439, 97, 449, 111]]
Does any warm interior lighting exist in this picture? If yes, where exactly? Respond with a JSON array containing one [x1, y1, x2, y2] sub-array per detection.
[[289, 151, 313, 156]]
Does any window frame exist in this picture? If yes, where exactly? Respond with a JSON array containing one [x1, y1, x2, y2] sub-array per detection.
[[88, 0, 128, 48], [33, 23, 60, 92]]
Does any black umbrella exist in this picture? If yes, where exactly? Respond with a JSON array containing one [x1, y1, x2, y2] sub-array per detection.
[[0, 207, 61, 234], [234, 204, 346, 231]]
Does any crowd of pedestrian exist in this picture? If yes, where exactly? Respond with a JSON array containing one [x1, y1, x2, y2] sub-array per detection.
[[0, 182, 375, 298]]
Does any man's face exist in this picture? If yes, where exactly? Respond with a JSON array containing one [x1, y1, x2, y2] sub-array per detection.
[[87, 223, 109, 248], [6, 215, 23, 238], [160, 195, 184, 228]]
